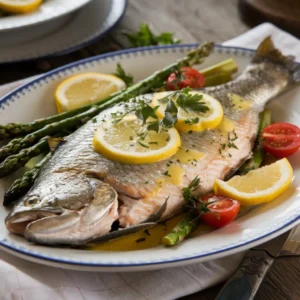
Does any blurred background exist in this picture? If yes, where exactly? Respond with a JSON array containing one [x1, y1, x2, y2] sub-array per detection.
[[0, 0, 298, 85]]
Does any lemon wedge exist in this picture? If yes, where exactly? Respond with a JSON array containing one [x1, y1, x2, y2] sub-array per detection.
[[0, 0, 42, 13], [152, 91, 223, 133], [213, 158, 293, 206], [93, 115, 181, 164], [55, 73, 126, 114]]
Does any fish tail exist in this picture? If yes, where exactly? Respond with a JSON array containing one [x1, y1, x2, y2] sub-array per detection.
[[254, 36, 300, 83]]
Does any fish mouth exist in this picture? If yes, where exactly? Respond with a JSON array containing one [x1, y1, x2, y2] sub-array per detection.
[[24, 184, 119, 246], [5, 209, 60, 235], [5, 181, 120, 246], [5, 192, 168, 246]]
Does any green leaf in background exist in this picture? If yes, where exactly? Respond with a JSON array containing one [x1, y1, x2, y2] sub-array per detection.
[[124, 23, 181, 47]]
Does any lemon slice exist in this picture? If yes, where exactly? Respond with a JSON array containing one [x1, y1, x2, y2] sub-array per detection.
[[0, 0, 42, 13], [152, 91, 223, 133], [93, 115, 181, 164], [213, 158, 293, 206], [55, 73, 126, 114]]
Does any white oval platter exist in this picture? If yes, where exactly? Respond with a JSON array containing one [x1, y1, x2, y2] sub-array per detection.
[[0, 44, 299, 272]]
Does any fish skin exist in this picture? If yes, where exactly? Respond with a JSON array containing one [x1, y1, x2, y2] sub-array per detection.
[[5, 37, 299, 246]]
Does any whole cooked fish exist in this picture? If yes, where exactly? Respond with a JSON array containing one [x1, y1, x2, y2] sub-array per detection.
[[5, 37, 300, 246]]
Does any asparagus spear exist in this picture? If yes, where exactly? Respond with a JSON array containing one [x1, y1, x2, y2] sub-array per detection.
[[162, 213, 198, 246], [0, 92, 120, 140], [0, 42, 212, 140], [0, 137, 49, 178], [238, 109, 271, 175], [199, 58, 238, 77], [204, 72, 232, 87], [0, 130, 69, 178], [0, 42, 214, 162], [3, 153, 51, 206]]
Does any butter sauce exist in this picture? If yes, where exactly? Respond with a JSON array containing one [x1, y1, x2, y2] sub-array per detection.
[[88, 214, 213, 251], [217, 116, 235, 132], [174, 147, 205, 164]]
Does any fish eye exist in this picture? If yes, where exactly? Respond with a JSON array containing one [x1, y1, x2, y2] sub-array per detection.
[[24, 196, 40, 207]]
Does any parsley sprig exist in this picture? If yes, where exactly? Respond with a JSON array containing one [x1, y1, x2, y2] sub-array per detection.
[[182, 176, 219, 217], [176, 88, 210, 113], [124, 24, 181, 47], [110, 89, 209, 147], [182, 176, 201, 206], [158, 88, 209, 118], [113, 63, 134, 87]]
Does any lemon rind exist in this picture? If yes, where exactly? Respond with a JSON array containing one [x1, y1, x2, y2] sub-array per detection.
[[93, 120, 181, 164], [213, 158, 293, 206]]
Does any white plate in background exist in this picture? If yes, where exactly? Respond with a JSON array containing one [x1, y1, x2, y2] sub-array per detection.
[[0, 0, 127, 63], [0, 0, 93, 31]]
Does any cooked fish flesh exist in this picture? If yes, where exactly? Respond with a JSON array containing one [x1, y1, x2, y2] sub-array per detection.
[[5, 37, 300, 246]]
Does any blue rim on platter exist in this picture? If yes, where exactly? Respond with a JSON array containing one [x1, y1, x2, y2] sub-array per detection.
[[0, 44, 299, 269]]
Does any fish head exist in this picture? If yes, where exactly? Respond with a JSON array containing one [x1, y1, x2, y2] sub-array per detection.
[[5, 171, 119, 245]]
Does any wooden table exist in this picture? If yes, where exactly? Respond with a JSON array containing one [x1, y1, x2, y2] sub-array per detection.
[[1, 0, 299, 299]]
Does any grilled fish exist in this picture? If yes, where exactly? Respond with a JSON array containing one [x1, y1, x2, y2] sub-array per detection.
[[5, 37, 300, 246]]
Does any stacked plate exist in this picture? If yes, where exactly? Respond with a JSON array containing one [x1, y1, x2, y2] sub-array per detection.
[[0, 0, 127, 64]]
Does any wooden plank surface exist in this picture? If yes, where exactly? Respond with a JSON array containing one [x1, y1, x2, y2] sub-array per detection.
[[1, 0, 300, 299]]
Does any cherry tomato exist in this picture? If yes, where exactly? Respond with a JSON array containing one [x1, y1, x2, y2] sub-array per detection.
[[262, 122, 300, 158], [198, 194, 240, 228], [167, 67, 205, 90]]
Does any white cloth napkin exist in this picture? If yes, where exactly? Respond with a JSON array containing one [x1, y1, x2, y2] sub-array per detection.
[[0, 23, 299, 300]]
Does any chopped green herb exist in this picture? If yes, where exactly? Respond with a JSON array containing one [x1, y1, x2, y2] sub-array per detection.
[[138, 140, 149, 148], [163, 171, 171, 177], [135, 102, 159, 125], [228, 142, 238, 149], [185, 117, 200, 125], [147, 120, 160, 132], [176, 90, 209, 114], [144, 229, 151, 236], [158, 92, 175, 104], [136, 238, 146, 243], [161, 99, 178, 128], [92, 118, 97, 123]]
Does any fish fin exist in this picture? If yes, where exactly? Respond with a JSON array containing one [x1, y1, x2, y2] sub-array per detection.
[[143, 197, 169, 223], [48, 137, 66, 153], [90, 222, 156, 243], [254, 36, 299, 82]]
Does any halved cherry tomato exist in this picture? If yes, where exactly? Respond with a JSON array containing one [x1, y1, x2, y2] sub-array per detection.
[[167, 67, 205, 90], [198, 193, 240, 228], [262, 122, 300, 158]]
